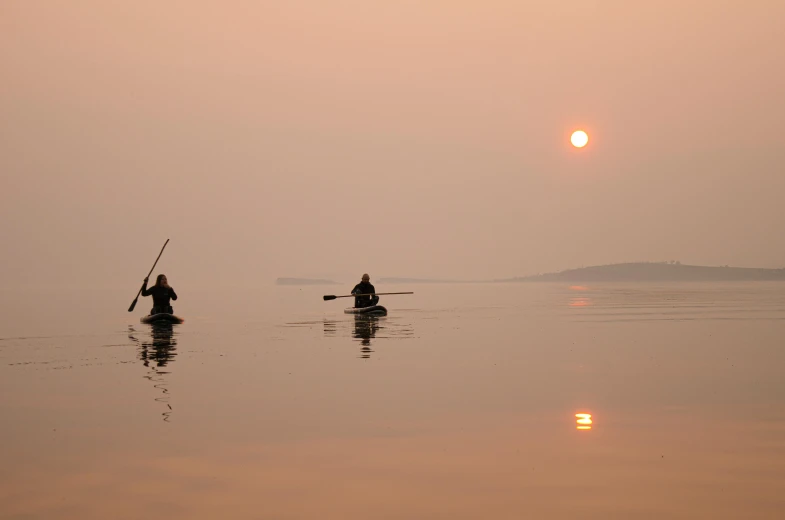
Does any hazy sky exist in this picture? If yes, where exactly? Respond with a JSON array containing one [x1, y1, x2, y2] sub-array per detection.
[[2, 1, 784, 289]]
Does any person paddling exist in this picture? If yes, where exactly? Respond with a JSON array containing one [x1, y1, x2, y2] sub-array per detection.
[[141, 274, 178, 315], [351, 273, 378, 308]]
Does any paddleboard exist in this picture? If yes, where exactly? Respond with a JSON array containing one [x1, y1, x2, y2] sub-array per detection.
[[141, 313, 184, 325], [344, 305, 387, 316]]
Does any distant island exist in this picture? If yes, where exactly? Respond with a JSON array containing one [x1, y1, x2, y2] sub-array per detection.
[[500, 262, 785, 283], [275, 277, 339, 285]]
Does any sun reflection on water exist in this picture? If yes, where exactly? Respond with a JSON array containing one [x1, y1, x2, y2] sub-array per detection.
[[575, 412, 593, 431], [568, 286, 591, 307]]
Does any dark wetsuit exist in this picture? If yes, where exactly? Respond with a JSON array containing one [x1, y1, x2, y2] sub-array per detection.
[[351, 281, 379, 308], [141, 282, 178, 314]]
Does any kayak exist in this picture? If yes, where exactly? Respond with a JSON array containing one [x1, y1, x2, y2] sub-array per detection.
[[344, 305, 388, 316], [141, 313, 184, 325]]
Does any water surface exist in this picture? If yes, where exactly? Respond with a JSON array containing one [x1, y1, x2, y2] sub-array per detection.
[[1, 283, 784, 519]]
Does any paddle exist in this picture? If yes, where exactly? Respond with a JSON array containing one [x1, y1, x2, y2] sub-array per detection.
[[128, 239, 170, 312], [323, 292, 413, 301]]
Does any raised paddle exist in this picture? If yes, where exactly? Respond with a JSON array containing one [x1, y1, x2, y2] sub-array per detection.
[[323, 292, 413, 301], [128, 239, 170, 312]]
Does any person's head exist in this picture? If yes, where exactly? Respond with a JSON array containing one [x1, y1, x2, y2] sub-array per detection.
[[155, 274, 168, 287], [362, 273, 370, 282]]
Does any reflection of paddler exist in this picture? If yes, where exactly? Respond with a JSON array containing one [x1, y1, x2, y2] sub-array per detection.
[[139, 322, 177, 368], [353, 315, 379, 346], [128, 323, 178, 422], [353, 316, 379, 358]]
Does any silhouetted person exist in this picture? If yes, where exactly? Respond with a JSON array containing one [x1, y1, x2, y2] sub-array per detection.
[[141, 274, 178, 315], [351, 273, 378, 308]]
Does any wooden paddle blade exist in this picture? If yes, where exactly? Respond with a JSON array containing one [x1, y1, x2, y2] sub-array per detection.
[[128, 298, 138, 312], [323, 295, 337, 301]]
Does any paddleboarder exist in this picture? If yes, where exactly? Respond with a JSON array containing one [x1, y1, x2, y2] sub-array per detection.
[[351, 274, 378, 308], [141, 274, 178, 315]]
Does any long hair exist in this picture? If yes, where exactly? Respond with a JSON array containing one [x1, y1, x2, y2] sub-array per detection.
[[154, 274, 168, 287]]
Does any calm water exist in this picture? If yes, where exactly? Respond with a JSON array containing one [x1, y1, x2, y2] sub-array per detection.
[[1, 283, 784, 519]]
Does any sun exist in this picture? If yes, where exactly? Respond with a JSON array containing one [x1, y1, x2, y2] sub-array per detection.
[[571, 130, 589, 148]]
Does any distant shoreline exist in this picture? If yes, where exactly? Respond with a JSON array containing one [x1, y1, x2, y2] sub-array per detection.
[[498, 262, 785, 283], [278, 263, 785, 286]]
